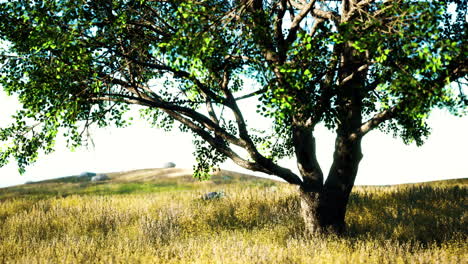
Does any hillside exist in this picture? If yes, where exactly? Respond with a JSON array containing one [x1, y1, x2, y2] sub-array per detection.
[[0, 168, 279, 200], [0, 170, 466, 263]]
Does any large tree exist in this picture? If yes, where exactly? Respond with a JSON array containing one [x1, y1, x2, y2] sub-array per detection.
[[0, 0, 466, 233]]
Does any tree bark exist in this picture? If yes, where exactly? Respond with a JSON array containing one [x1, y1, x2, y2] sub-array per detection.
[[299, 188, 323, 235], [322, 135, 363, 233], [299, 135, 363, 234], [298, 29, 366, 234]]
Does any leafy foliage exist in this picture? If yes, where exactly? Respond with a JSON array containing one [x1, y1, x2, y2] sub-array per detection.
[[0, 0, 466, 180]]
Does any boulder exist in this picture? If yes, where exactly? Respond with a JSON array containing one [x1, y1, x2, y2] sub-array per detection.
[[91, 174, 110, 182], [201, 191, 226, 200], [161, 162, 176, 168]]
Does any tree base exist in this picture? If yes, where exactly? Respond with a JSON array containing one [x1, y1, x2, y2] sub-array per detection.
[[299, 189, 346, 236]]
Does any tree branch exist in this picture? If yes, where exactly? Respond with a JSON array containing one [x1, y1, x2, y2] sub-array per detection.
[[95, 80, 246, 150], [235, 88, 267, 100], [344, 0, 376, 22], [218, 69, 303, 185], [97, 90, 303, 184], [286, 0, 317, 45], [289, 1, 340, 24], [352, 106, 396, 139], [339, 63, 370, 86], [206, 99, 220, 124], [113, 50, 227, 105], [353, 57, 467, 139], [309, 17, 324, 37]]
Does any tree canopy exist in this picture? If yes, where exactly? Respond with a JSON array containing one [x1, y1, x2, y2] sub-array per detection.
[[0, 0, 466, 181]]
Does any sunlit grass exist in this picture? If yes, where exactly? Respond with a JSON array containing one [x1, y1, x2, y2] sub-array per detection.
[[0, 175, 466, 263]]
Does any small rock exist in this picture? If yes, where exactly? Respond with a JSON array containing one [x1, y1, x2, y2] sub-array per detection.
[[201, 191, 226, 200]]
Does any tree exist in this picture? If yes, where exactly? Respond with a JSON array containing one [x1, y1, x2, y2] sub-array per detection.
[[0, 0, 466, 234]]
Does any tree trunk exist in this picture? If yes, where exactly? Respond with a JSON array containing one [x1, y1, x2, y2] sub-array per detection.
[[297, 23, 366, 234], [299, 189, 323, 235], [299, 135, 363, 235], [299, 189, 352, 235], [300, 189, 350, 234]]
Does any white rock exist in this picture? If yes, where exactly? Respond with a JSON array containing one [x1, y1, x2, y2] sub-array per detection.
[[161, 162, 176, 168], [91, 174, 110, 182]]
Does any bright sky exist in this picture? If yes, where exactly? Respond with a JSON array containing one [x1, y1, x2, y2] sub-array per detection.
[[0, 2, 466, 188], [1, 88, 467, 188]]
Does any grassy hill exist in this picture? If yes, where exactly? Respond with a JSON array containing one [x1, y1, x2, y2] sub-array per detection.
[[0, 168, 277, 200], [0, 169, 466, 263]]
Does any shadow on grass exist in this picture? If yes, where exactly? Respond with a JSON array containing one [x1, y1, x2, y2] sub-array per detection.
[[346, 184, 467, 244]]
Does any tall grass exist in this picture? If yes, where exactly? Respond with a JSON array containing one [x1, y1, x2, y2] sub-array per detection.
[[0, 177, 466, 263]]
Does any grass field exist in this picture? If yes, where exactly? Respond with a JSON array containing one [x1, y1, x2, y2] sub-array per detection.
[[0, 169, 466, 263]]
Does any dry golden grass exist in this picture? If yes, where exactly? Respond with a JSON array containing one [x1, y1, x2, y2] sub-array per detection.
[[0, 171, 466, 263]]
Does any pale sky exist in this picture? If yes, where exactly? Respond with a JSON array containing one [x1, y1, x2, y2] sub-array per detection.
[[1, 3, 466, 188], [0, 89, 467, 188]]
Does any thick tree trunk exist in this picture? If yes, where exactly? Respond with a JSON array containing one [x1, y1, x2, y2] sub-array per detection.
[[299, 135, 363, 235], [296, 15, 366, 234], [299, 189, 348, 235]]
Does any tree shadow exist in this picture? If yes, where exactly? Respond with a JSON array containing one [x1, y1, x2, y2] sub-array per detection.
[[345, 184, 467, 244]]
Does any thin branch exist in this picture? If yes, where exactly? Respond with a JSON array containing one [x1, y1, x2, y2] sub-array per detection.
[[206, 99, 219, 124], [352, 106, 396, 138], [113, 50, 227, 104], [353, 55, 467, 139], [215, 69, 301, 184], [235, 88, 267, 100], [144, 101, 302, 185], [339, 63, 370, 85], [126, 21, 170, 38], [145, 5, 176, 33], [311, 8, 340, 24], [167, 108, 302, 186], [309, 17, 324, 37], [220, 71, 258, 153], [289, 1, 340, 24], [286, 0, 317, 44], [344, 0, 376, 22]]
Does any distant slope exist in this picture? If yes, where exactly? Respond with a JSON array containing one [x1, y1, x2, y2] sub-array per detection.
[[109, 168, 195, 181], [387, 178, 468, 188], [423, 178, 467, 186], [0, 167, 466, 201], [107, 168, 271, 183], [0, 168, 279, 200], [15, 168, 273, 185]]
